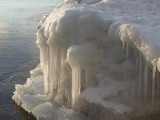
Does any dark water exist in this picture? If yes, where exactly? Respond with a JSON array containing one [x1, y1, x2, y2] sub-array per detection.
[[0, 0, 63, 119]]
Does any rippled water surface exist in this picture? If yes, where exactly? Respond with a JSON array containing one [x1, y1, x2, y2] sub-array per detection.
[[0, 0, 63, 119]]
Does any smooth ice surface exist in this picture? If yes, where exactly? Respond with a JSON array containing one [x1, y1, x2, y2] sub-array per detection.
[[13, 0, 160, 119]]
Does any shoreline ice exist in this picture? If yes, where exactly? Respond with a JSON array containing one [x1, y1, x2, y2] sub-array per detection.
[[13, 0, 160, 119]]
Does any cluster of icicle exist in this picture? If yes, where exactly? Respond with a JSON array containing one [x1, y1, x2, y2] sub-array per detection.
[[36, 28, 91, 107], [35, 1, 160, 110], [121, 38, 160, 106], [119, 25, 160, 106]]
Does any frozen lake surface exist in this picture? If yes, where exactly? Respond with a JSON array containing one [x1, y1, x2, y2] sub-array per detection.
[[0, 0, 63, 119]]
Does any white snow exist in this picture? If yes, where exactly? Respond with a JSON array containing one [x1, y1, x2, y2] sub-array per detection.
[[13, 0, 160, 119]]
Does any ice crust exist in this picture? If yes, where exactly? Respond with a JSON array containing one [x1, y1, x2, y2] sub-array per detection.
[[13, 0, 160, 119]]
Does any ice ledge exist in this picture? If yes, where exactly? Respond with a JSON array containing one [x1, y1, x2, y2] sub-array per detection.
[[13, 0, 160, 119], [12, 66, 88, 120], [12, 66, 133, 120]]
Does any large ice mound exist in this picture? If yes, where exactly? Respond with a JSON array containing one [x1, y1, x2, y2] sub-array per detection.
[[13, 0, 160, 119]]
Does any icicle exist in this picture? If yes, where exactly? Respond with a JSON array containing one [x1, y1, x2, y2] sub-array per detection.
[[59, 46, 67, 89], [144, 62, 148, 100], [126, 42, 129, 58], [138, 52, 142, 99], [136, 57, 139, 72], [151, 60, 157, 106], [152, 65, 156, 106], [49, 45, 53, 94], [40, 47, 43, 70], [43, 44, 50, 94], [123, 42, 130, 60], [120, 41, 125, 62], [85, 70, 90, 88], [72, 67, 81, 107], [122, 41, 125, 51], [48, 44, 55, 94], [47, 40, 62, 93], [157, 71, 160, 100], [57, 45, 61, 90], [55, 44, 60, 89], [130, 47, 133, 57], [48, 42, 66, 94]]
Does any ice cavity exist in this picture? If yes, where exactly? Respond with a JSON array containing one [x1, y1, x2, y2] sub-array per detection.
[[13, 0, 160, 119]]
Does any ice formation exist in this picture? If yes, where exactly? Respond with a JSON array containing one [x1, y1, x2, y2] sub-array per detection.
[[13, 0, 160, 119]]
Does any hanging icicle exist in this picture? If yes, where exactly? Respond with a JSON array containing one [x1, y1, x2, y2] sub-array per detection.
[[41, 43, 50, 94], [144, 61, 148, 100], [138, 52, 142, 99], [151, 59, 157, 106], [71, 67, 81, 107]]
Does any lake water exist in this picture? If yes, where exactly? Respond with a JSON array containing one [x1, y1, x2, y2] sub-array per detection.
[[0, 0, 63, 119]]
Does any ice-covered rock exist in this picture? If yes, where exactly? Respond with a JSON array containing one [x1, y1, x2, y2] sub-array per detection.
[[13, 0, 160, 119]]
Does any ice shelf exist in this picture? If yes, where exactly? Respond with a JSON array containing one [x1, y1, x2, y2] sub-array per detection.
[[13, 0, 160, 120]]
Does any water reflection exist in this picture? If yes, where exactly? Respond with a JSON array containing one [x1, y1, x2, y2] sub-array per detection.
[[0, 0, 63, 119], [0, 23, 9, 35]]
